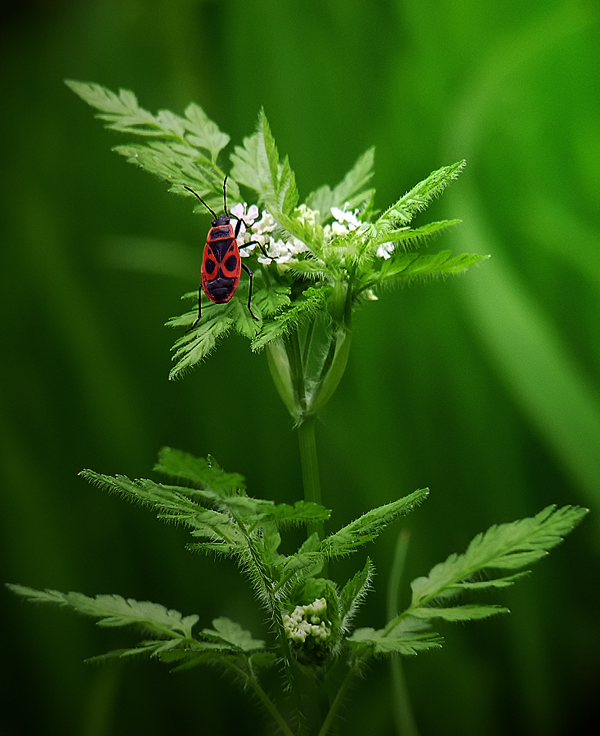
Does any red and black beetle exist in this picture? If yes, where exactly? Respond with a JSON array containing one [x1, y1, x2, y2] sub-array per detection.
[[184, 177, 265, 331]]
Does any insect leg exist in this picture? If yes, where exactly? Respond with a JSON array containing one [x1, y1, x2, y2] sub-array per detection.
[[241, 262, 259, 321], [231, 215, 271, 257], [185, 286, 202, 333], [238, 235, 269, 258]]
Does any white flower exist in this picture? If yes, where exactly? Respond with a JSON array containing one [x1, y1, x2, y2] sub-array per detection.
[[252, 210, 278, 235], [306, 598, 327, 615], [376, 241, 394, 259], [230, 202, 259, 231], [230, 202, 260, 256], [330, 205, 362, 231], [283, 598, 331, 643], [295, 203, 320, 226], [258, 237, 295, 264], [323, 204, 368, 245], [231, 198, 390, 265], [329, 220, 350, 238]]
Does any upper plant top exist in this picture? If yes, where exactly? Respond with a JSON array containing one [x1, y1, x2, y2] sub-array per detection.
[[66, 81, 486, 383]]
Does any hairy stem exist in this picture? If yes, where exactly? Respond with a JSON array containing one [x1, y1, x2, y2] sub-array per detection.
[[317, 656, 363, 736], [222, 659, 295, 736], [237, 522, 307, 735]]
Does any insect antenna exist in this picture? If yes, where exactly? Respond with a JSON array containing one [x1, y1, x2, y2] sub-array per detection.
[[183, 185, 218, 219], [222, 175, 230, 216]]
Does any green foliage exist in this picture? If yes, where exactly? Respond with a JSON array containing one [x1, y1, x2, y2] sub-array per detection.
[[305, 148, 376, 223], [6, 79, 588, 736], [201, 617, 266, 653], [8, 440, 587, 735], [319, 489, 429, 558], [170, 135, 485, 393], [66, 81, 484, 395], [340, 557, 374, 631], [65, 80, 231, 207], [231, 109, 299, 214], [6, 585, 199, 638], [78, 447, 426, 584], [347, 504, 588, 663], [376, 160, 466, 229], [407, 504, 588, 611], [8, 447, 442, 735], [371, 250, 486, 288], [347, 618, 444, 657]]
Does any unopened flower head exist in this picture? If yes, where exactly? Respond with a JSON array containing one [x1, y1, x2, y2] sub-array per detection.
[[283, 598, 331, 644]]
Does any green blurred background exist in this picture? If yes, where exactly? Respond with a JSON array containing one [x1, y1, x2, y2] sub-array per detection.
[[1, 1, 599, 734]]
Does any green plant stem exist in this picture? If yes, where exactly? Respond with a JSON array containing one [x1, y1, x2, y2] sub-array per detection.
[[317, 656, 363, 736], [390, 657, 419, 736], [309, 327, 352, 418], [238, 520, 307, 734], [287, 331, 307, 415], [297, 416, 325, 540], [387, 530, 420, 736], [223, 660, 295, 736]]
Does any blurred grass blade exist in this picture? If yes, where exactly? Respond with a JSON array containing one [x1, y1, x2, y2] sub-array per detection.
[[455, 197, 600, 512]]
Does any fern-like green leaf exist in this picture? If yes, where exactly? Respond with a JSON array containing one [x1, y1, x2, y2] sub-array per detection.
[[340, 557, 374, 630], [320, 488, 429, 558], [78, 470, 242, 551], [369, 219, 462, 252], [168, 300, 236, 379], [183, 102, 231, 163], [377, 160, 466, 229], [80, 469, 203, 513], [410, 604, 509, 621], [252, 284, 292, 317], [306, 148, 375, 223], [230, 110, 298, 214], [154, 447, 246, 492], [66, 81, 230, 199], [201, 617, 266, 652], [85, 641, 167, 664], [230, 129, 263, 193], [251, 286, 332, 351], [347, 620, 443, 657], [256, 500, 331, 527], [410, 504, 588, 609], [375, 251, 487, 287], [66, 81, 161, 136], [259, 110, 298, 214], [7, 585, 198, 638], [276, 533, 325, 584], [274, 212, 326, 257]]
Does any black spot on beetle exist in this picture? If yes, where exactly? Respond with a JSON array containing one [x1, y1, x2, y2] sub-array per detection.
[[224, 255, 238, 271]]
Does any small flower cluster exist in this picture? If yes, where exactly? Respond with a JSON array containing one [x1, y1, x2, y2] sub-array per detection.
[[232, 202, 312, 264], [230, 202, 395, 264], [283, 598, 331, 644], [323, 206, 364, 241]]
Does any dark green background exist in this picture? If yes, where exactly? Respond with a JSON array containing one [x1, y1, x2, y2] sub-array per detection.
[[1, 1, 599, 734]]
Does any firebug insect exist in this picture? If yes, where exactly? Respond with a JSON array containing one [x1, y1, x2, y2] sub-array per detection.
[[184, 177, 266, 331]]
